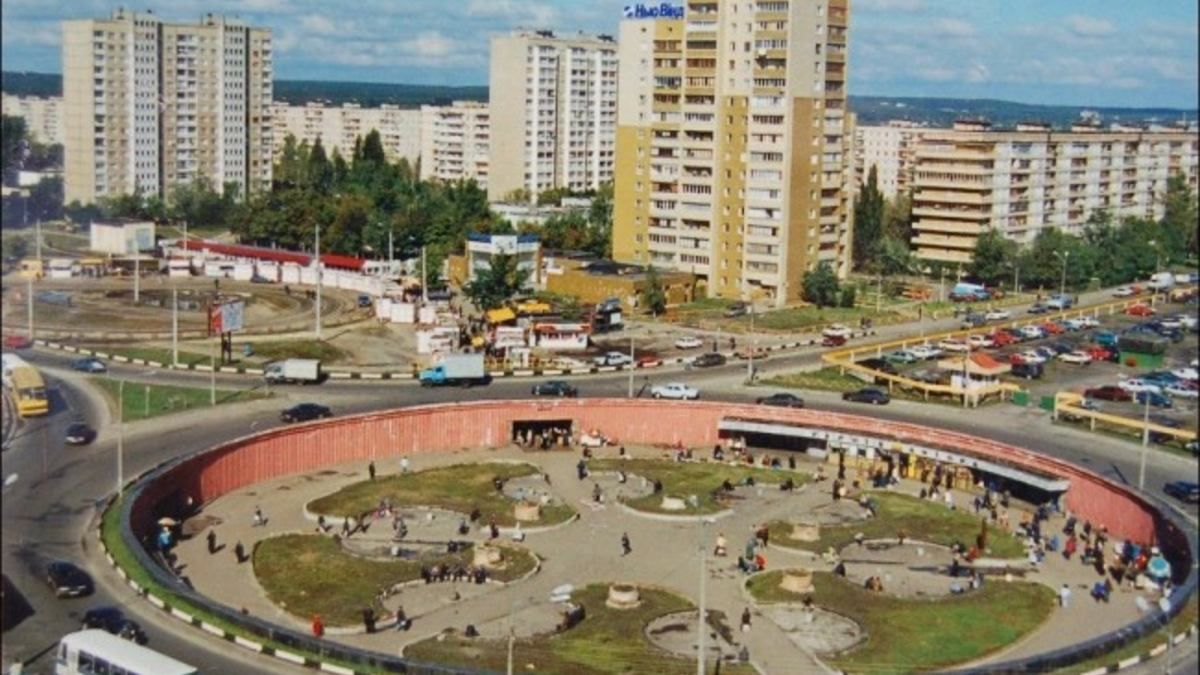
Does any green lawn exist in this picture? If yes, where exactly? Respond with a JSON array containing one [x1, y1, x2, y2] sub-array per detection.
[[590, 458, 805, 514], [93, 377, 271, 421], [250, 339, 346, 363], [767, 491, 1026, 559], [307, 463, 577, 527], [747, 571, 1055, 673], [742, 305, 896, 332], [405, 583, 756, 675], [253, 534, 537, 626]]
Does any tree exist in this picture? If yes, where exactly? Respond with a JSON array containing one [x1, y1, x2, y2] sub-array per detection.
[[1161, 174, 1198, 259], [641, 265, 667, 316], [27, 175, 63, 222], [852, 166, 884, 270], [969, 229, 1018, 287], [1, 115, 28, 184], [882, 193, 912, 242], [802, 262, 840, 308], [306, 138, 333, 192], [871, 235, 913, 278], [360, 130, 386, 166], [463, 252, 529, 311], [2, 232, 28, 261]]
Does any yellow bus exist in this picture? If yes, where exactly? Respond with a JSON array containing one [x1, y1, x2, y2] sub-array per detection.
[[2, 353, 49, 418]]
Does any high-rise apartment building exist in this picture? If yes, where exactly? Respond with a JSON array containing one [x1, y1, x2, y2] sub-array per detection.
[[419, 101, 491, 187], [855, 121, 924, 199], [612, 0, 854, 307], [1, 94, 66, 146], [62, 9, 272, 205], [270, 102, 422, 164], [911, 120, 1200, 264], [487, 30, 618, 202]]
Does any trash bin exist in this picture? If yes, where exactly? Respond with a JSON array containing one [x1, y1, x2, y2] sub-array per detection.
[[1011, 390, 1029, 407], [1039, 395, 1056, 412]]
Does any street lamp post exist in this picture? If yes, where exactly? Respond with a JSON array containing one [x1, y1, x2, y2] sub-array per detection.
[[1053, 251, 1070, 298], [1138, 391, 1151, 491], [315, 224, 323, 340], [116, 379, 124, 496]]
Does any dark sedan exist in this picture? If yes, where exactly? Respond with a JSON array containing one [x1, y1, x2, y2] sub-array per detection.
[[81, 606, 146, 643], [1084, 386, 1133, 402], [842, 387, 891, 405], [690, 352, 727, 368], [1164, 481, 1200, 504], [280, 403, 333, 423], [64, 423, 96, 446], [45, 561, 93, 598], [71, 357, 107, 373], [531, 380, 578, 397], [756, 393, 805, 408]]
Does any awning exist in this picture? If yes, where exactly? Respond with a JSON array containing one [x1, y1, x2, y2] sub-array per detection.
[[486, 307, 516, 324], [718, 417, 1070, 493]]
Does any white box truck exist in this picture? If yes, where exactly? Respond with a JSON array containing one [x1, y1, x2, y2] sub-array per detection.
[[264, 359, 322, 385], [1148, 272, 1176, 291], [419, 354, 488, 387]]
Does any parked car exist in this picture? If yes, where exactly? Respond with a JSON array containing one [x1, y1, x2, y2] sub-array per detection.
[[1171, 367, 1198, 381], [64, 423, 96, 446], [1113, 286, 1136, 297], [1075, 316, 1100, 329], [733, 346, 768, 360], [689, 352, 727, 368], [961, 312, 987, 328], [723, 302, 749, 318], [857, 358, 900, 376], [1084, 385, 1133, 402], [1040, 321, 1066, 335], [1118, 379, 1163, 395], [1176, 314, 1198, 331], [842, 387, 891, 405], [46, 560, 93, 598], [1027, 303, 1051, 315], [280, 403, 333, 423], [1058, 351, 1093, 365], [1125, 303, 1156, 317], [356, 294, 373, 308], [3, 335, 32, 349], [71, 358, 107, 374], [81, 607, 146, 644], [1010, 362, 1044, 380], [593, 351, 632, 367], [1033, 346, 1057, 359], [1062, 318, 1087, 331], [650, 383, 699, 400], [674, 336, 704, 350], [966, 334, 994, 350], [991, 330, 1020, 346], [1164, 383, 1198, 399], [908, 344, 942, 360], [984, 309, 1012, 321], [756, 393, 805, 408], [821, 334, 848, 347], [1013, 351, 1046, 365], [531, 380, 578, 397], [1134, 391, 1172, 408], [1164, 481, 1200, 503], [885, 350, 920, 364], [1086, 345, 1116, 362], [1019, 325, 1045, 340], [822, 324, 853, 339], [937, 339, 971, 353]]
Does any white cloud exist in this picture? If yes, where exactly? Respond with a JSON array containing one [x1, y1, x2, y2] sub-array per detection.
[[466, 0, 559, 27], [1063, 14, 1117, 39], [928, 18, 976, 39], [402, 31, 458, 60], [298, 14, 339, 36], [855, 0, 925, 12]]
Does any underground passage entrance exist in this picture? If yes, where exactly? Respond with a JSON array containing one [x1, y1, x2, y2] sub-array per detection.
[[512, 419, 574, 449]]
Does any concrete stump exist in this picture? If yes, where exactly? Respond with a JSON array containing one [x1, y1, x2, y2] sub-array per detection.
[[473, 545, 505, 569], [791, 522, 820, 542], [661, 496, 687, 511], [606, 583, 642, 610], [514, 502, 541, 522], [780, 569, 815, 595]]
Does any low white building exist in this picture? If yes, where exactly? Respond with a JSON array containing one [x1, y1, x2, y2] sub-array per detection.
[[89, 218, 155, 255], [466, 233, 541, 290]]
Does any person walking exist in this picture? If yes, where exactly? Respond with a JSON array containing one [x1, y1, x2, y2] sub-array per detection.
[[400, 457, 410, 474], [252, 506, 265, 527], [1059, 583, 1071, 608], [234, 541, 245, 564], [368, 461, 376, 481], [741, 607, 752, 633], [311, 614, 324, 638], [621, 532, 632, 556], [206, 529, 217, 554]]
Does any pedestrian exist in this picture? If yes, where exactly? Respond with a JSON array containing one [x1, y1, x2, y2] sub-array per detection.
[[252, 506, 265, 527], [489, 520, 499, 540], [362, 607, 376, 634], [206, 529, 217, 554], [593, 482, 603, 503], [1059, 583, 1071, 608], [577, 459, 588, 481], [368, 461, 376, 481], [400, 457, 410, 473], [741, 607, 752, 633], [621, 532, 632, 556], [234, 541, 245, 564], [316, 515, 327, 533], [311, 614, 324, 638], [341, 518, 350, 537]]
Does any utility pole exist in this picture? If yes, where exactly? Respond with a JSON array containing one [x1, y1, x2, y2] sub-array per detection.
[[697, 523, 708, 675], [35, 218, 42, 268], [747, 302, 756, 381], [315, 224, 322, 340], [134, 254, 140, 304], [388, 229, 394, 270], [26, 276, 34, 341], [628, 335, 635, 398], [182, 219, 188, 248], [1138, 392, 1151, 491], [171, 286, 179, 367], [209, 337, 216, 406], [116, 379, 124, 496], [421, 245, 428, 303]]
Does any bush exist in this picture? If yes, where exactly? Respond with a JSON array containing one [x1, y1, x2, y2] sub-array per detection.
[[840, 286, 857, 308]]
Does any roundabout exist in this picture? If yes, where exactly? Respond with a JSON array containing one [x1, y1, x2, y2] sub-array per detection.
[[96, 399, 1196, 674]]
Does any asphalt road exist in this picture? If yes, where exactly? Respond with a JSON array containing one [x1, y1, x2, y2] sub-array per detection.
[[2, 347, 1196, 673]]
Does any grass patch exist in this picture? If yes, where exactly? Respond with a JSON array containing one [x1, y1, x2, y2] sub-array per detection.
[[590, 458, 805, 514], [751, 571, 1055, 673], [1059, 597, 1198, 674], [93, 377, 271, 422], [767, 491, 1026, 559], [405, 583, 756, 675], [308, 463, 577, 527], [251, 339, 346, 363], [744, 305, 896, 332], [253, 534, 537, 626], [84, 344, 218, 367]]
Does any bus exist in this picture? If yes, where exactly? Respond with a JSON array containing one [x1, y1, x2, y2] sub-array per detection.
[[2, 353, 49, 417], [55, 629, 198, 675]]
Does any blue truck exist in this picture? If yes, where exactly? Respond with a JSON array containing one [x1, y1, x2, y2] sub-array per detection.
[[419, 354, 489, 387], [949, 282, 991, 302]]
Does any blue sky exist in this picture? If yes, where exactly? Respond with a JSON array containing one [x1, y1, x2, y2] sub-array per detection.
[[2, 0, 1197, 108]]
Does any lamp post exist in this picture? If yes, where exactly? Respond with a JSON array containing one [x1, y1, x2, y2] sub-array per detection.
[[116, 379, 124, 496], [1053, 250, 1070, 299], [1009, 260, 1020, 295], [315, 223, 323, 340], [1138, 391, 1151, 491]]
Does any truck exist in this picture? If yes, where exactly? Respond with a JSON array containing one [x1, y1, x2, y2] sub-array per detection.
[[949, 282, 991, 302], [1148, 272, 1176, 292], [419, 353, 489, 387], [264, 359, 322, 385]]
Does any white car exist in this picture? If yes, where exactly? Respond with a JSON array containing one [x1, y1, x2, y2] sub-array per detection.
[[1118, 378, 1163, 395], [1171, 367, 1198, 381], [1113, 286, 1136, 297], [908, 344, 943, 360], [674, 336, 704, 350], [937, 339, 971, 353], [1062, 318, 1087, 331], [1165, 384, 1199, 399], [967, 335, 994, 349], [822, 324, 853, 339], [1075, 316, 1100, 329], [593, 351, 632, 367], [1176, 314, 1198, 330], [1158, 317, 1183, 330], [1019, 325, 1045, 340], [650, 383, 699, 400], [887, 350, 920, 364], [1018, 350, 1047, 365], [984, 310, 1011, 321], [1057, 351, 1093, 365]]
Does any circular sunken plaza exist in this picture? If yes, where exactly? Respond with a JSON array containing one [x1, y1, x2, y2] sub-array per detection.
[[111, 399, 1196, 674]]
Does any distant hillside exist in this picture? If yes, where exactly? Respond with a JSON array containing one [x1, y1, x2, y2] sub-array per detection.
[[4, 71, 1194, 127]]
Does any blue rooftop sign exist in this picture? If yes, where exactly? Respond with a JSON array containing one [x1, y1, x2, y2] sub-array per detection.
[[623, 3, 685, 20]]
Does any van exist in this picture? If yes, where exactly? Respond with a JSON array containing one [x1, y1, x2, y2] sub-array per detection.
[[1011, 362, 1044, 380], [1148, 272, 1175, 291]]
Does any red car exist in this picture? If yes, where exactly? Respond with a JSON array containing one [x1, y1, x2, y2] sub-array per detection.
[[3, 335, 32, 349], [1125, 303, 1155, 317], [991, 330, 1019, 346], [1009, 353, 1030, 365], [1085, 345, 1113, 361], [1041, 321, 1065, 335], [822, 335, 848, 347], [1084, 385, 1133, 402]]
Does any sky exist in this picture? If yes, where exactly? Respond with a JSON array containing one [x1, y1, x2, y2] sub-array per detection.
[[2, 0, 1197, 109]]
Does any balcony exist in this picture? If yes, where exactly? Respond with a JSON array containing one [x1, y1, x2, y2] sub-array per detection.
[[914, 190, 990, 206], [911, 234, 978, 250], [913, 219, 985, 235]]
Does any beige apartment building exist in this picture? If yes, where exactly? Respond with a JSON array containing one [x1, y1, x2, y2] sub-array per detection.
[[270, 102, 422, 163], [487, 30, 618, 202], [612, 0, 855, 307], [418, 101, 490, 187], [912, 120, 1200, 264], [62, 9, 272, 205], [855, 120, 924, 199], [1, 94, 65, 146]]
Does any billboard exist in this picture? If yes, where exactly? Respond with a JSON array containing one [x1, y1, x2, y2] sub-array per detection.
[[623, 3, 685, 19], [209, 298, 245, 334]]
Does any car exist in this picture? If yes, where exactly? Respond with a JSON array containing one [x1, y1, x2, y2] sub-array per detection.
[[1134, 391, 1172, 408], [1084, 385, 1133, 402], [723, 302, 749, 318], [990, 330, 1019, 346], [531, 380, 578, 397], [650, 383, 699, 400], [81, 606, 146, 643], [1118, 379, 1163, 395], [1125, 303, 1155, 317], [65, 423, 96, 445], [908, 344, 942, 360], [1140, 371, 1182, 386], [1147, 415, 1183, 444], [45, 560, 93, 598], [822, 324, 853, 339], [1058, 351, 1093, 365], [960, 313, 987, 328], [1014, 350, 1046, 365], [1164, 383, 1198, 399], [1027, 303, 1051, 315], [966, 334, 994, 350], [1033, 346, 1057, 359], [937, 339, 971, 353], [689, 352, 727, 368], [1062, 318, 1087, 331], [250, 274, 272, 284], [1041, 321, 1066, 335], [984, 309, 1012, 321], [733, 346, 768, 360], [821, 334, 848, 347], [71, 357, 107, 373], [756, 393, 805, 408], [1010, 362, 1044, 380], [674, 336, 704, 350], [1018, 325, 1045, 340], [1085, 345, 1115, 362], [356, 294, 373, 308], [885, 350, 920, 364], [3, 335, 32, 349], [1171, 367, 1198, 382], [1176, 314, 1198, 330], [1048, 342, 1074, 355], [1157, 317, 1183, 330], [1164, 481, 1200, 504], [280, 403, 333, 423], [842, 387, 890, 405], [1113, 286, 1136, 297], [593, 351, 632, 367], [1075, 316, 1100, 329], [857, 358, 899, 375]]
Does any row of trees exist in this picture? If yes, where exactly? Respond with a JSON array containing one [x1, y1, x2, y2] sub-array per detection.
[[1, 114, 65, 227]]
